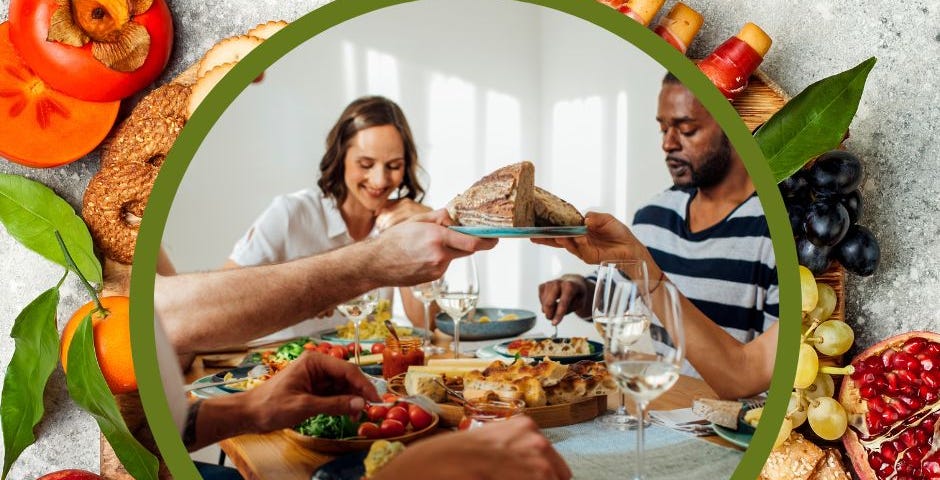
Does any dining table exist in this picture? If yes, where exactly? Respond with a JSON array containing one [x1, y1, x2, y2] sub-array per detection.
[[185, 330, 745, 480]]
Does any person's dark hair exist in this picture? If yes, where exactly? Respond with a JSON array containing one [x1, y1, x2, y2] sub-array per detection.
[[663, 71, 681, 85], [318, 96, 425, 204]]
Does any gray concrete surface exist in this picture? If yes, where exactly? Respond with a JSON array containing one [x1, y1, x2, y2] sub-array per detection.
[[0, 0, 937, 477]]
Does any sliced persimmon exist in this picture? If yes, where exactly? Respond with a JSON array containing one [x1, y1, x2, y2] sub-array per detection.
[[0, 22, 119, 168]]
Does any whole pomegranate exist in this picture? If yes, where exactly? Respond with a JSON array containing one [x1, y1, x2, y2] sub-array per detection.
[[839, 331, 940, 479], [36, 470, 104, 480]]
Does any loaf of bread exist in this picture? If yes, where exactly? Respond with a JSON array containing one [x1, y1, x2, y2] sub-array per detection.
[[447, 162, 535, 227]]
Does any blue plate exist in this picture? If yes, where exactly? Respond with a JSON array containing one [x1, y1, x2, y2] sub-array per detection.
[[205, 363, 383, 394], [712, 424, 752, 449], [492, 337, 603, 364], [448, 226, 586, 238], [436, 307, 536, 340], [310, 450, 367, 480]]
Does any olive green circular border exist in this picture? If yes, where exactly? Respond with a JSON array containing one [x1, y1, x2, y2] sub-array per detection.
[[131, 0, 799, 478]]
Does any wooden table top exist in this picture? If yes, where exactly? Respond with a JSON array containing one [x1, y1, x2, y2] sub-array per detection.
[[185, 333, 740, 480]]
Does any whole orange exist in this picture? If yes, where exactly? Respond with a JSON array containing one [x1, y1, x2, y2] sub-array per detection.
[[60, 296, 136, 394]]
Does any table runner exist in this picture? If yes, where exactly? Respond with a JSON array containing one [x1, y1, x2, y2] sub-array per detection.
[[544, 421, 743, 479]]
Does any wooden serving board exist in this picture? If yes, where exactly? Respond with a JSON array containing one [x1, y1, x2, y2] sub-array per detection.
[[387, 374, 608, 428], [732, 72, 847, 325]]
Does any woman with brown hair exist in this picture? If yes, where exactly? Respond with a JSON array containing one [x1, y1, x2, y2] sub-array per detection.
[[224, 96, 431, 341]]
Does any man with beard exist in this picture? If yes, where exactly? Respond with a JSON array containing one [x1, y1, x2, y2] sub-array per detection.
[[536, 73, 778, 398]]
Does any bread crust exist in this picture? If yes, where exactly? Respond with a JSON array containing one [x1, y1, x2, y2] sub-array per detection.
[[447, 161, 535, 227]]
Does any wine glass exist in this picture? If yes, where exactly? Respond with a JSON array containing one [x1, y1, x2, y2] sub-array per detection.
[[411, 279, 445, 354], [591, 259, 649, 430], [336, 289, 379, 366], [434, 256, 479, 359], [606, 278, 684, 480]]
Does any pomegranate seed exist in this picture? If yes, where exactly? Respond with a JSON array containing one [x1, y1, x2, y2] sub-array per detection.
[[901, 430, 916, 448], [900, 395, 923, 410], [882, 443, 898, 462], [903, 337, 927, 354], [922, 415, 937, 430], [895, 352, 922, 374], [870, 453, 885, 469], [903, 447, 921, 463], [898, 369, 920, 385], [923, 358, 936, 371], [887, 372, 902, 393], [883, 349, 898, 368], [923, 370, 940, 389], [915, 428, 929, 445], [870, 397, 888, 413], [926, 461, 940, 475], [882, 408, 900, 424], [926, 343, 940, 357], [868, 411, 884, 434], [861, 384, 880, 399], [892, 401, 911, 417], [866, 356, 886, 372]]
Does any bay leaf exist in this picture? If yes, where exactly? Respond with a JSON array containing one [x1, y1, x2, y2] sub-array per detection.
[[1, 288, 60, 480], [754, 57, 876, 182], [0, 173, 102, 284], [65, 316, 159, 480]]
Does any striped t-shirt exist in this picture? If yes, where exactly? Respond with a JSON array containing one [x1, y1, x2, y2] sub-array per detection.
[[633, 187, 779, 376]]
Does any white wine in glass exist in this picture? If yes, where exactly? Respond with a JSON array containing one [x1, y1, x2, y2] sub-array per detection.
[[606, 279, 684, 480], [336, 290, 379, 366], [435, 256, 479, 359], [411, 279, 444, 354]]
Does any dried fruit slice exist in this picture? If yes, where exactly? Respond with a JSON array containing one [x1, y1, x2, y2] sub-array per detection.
[[186, 61, 235, 119], [839, 332, 940, 480], [0, 22, 119, 167], [246, 20, 288, 39], [196, 35, 263, 78]]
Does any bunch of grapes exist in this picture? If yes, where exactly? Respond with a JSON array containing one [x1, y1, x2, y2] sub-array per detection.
[[780, 151, 881, 276], [774, 267, 857, 448]]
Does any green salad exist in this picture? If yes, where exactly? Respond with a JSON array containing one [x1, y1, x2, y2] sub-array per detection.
[[295, 414, 360, 440]]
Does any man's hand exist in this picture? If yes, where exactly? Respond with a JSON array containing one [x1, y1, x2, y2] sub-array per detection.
[[371, 209, 497, 286], [375, 198, 433, 232], [531, 212, 641, 265], [372, 416, 572, 480], [538, 275, 589, 325], [240, 352, 380, 432]]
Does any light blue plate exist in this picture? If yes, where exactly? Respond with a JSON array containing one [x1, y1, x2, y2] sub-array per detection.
[[319, 327, 428, 346], [712, 424, 752, 449], [436, 307, 536, 340], [188, 369, 388, 400], [492, 337, 603, 364], [448, 226, 586, 238]]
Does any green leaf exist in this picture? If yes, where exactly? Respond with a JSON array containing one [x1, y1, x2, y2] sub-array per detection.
[[0, 173, 102, 284], [65, 316, 159, 480], [1, 288, 60, 480], [755, 57, 876, 182]]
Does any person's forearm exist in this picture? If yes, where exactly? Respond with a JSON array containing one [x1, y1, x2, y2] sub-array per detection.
[[189, 395, 258, 451], [157, 241, 383, 354]]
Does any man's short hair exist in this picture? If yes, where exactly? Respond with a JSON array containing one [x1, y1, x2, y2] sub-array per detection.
[[663, 71, 681, 84]]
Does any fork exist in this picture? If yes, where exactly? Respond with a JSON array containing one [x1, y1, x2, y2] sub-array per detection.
[[185, 364, 269, 392], [435, 379, 468, 406]]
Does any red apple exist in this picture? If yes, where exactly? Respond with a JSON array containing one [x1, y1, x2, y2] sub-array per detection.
[[37, 470, 104, 480]]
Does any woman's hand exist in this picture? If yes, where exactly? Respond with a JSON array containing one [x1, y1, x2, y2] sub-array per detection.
[[376, 198, 432, 232]]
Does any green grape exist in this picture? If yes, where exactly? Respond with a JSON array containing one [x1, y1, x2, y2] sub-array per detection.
[[773, 416, 793, 449], [807, 283, 837, 322], [788, 391, 807, 428], [802, 373, 835, 400], [812, 320, 854, 357], [807, 397, 848, 440], [800, 266, 818, 313], [795, 343, 819, 389]]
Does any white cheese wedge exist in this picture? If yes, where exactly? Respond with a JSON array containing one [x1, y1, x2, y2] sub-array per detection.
[[404, 371, 446, 402]]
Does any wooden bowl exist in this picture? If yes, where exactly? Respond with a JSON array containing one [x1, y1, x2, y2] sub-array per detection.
[[283, 413, 439, 454]]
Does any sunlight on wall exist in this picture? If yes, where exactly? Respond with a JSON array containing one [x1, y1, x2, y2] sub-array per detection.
[[549, 96, 603, 209], [366, 49, 401, 100], [615, 92, 629, 221], [426, 73, 478, 203], [342, 41, 357, 100]]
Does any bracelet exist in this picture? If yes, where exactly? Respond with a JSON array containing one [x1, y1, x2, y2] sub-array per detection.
[[183, 398, 203, 449], [649, 270, 667, 294]]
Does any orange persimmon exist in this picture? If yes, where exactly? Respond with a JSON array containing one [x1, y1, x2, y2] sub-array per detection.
[[0, 22, 119, 168]]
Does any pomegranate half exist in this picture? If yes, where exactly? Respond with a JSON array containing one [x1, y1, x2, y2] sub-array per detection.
[[839, 331, 940, 480]]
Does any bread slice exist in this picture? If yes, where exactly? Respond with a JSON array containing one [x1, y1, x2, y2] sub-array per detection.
[[691, 398, 742, 430], [759, 432, 825, 480], [447, 162, 535, 227], [533, 186, 584, 226]]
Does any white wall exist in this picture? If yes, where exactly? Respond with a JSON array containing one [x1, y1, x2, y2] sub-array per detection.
[[164, 0, 670, 340]]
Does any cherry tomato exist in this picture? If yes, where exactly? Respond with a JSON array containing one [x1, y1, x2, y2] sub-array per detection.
[[318, 342, 333, 349], [370, 343, 386, 354], [386, 406, 410, 426], [382, 393, 399, 404], [9, 0, 174, 101], [367, 405, 389, 423], [358, 422, 381, 439], [328, 346, 347, 360], [347, 343, 362, 355], [379, 419, 405, 438], [316, 343, 332, 354], [408, 404, 434, 430], [303, 342, 315, 351], [458, 416, 472, 431]]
